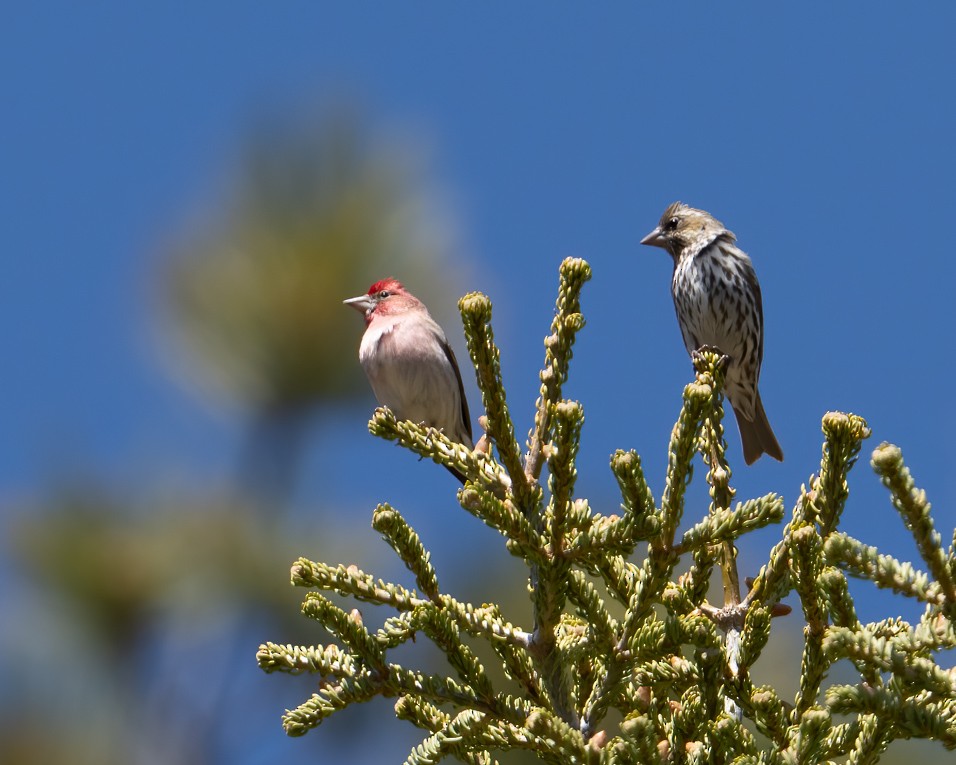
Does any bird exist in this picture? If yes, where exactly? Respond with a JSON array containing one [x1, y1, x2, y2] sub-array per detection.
[[641, 202, 783, 465], [344, 278, 473, 481]]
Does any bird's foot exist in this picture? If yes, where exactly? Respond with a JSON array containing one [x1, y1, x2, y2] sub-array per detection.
[[475, 415, 493, 454], [692, 346, 731, 373]]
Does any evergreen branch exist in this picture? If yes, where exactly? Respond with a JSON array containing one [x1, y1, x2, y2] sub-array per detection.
[[866, 617, 912, 643], [527, 557, 574, 726], [282, 673, 382, 736], [592, 555, 641, 605], [625, 618, 668, 662], [743, 539, 791, 611], [438, 598, 533, 649], [812, 412, 871, 536], [675, 494, 785, 555], [384, 665, 536, 723], [291, 558, 421, 610], [790, 526, 825, 634], [301, 593, 387, 670], [818, 564, 862, 630], [694, 646, 724, 720], [520, 264, 591, 732], [912, 606, 956, 652], [395, 695, 592, 765], [399, 700, 589, 765], [595, 449, 662, 558], [404, 708, 493, 765], [369, 408, 512, 492], [788, 707, 832, 764], [737, 605, 771, 673], [475, 603, 547, 704], [820, 718, 864, 758], [405, 709, 588, 765], [618, 713, 667, 764], [744, 485, 813, 610], [712, 714, 759, 759], [378, 612, 423, 650], [395, 699, 499, 765], [283, 665, 535, 737], [565, 496, 593, 531], [677, 558, 714, 616], [293, 558, 534, 652], [458, 292, 527, 497], [694, 348, 742, 611], [660, 370, 711, 546], [564, 513, 655, 562], [523, 707, 592, 762], [747, 685, 791, 746], [525, 257, 591, 485], [826, 685, 956, 749], [817, 566, 882, 686], [580, 556, 677, 737], [846, 713, 892, 765], [610, 449, 658, 539], [871, 442, 956, 608], [621, 559, 674, 652], [458, 485, 544, 562], [673, 613, 722, 653], [567, 569, 618, 652], [825, 531, 946, 606], [415, 603, 496, 700], [476, 723, 579, 765], [790, 525, 829, 716], [373, 503, 440, 601], [547, 400, 584, 558], [690, 348, 752, 722], [256, 642, 356, 677], [824, 625, 956, 695], [395, 694, 449, 732], [672, 684, 706, 753], [580, 506, 711, 733]]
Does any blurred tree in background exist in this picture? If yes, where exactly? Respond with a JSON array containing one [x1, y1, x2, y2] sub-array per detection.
[[4, 106, 464, 765], [162, 107, 458, 501]]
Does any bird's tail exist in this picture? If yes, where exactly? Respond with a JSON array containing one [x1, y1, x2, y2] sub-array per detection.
[[444, 464, 467, 484], [734, 392, 784, 465]]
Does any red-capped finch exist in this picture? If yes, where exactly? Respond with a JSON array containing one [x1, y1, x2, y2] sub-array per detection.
[[344, 279, 473, 481], [641, 202, 783, 465]]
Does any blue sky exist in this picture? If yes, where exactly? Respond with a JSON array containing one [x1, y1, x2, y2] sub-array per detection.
[[3, 4, 956, 763]]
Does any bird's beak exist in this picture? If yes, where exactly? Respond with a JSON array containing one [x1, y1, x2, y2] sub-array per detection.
[[640, 227, 666, 248], [343, 294, 376, 314]]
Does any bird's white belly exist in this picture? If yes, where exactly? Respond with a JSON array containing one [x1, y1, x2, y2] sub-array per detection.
[[359, 320, 467, 443]]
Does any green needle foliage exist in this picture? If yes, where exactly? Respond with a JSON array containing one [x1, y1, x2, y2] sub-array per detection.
[[258, 258, 956, 763]]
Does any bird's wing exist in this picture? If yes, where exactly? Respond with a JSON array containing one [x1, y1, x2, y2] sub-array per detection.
[[745, 260, 764, 367], [440, 336, 473, 443]]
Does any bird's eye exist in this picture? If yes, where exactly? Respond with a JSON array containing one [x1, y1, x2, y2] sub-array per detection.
[[378, 290, 391, 299], [664, 217, 679, 231]]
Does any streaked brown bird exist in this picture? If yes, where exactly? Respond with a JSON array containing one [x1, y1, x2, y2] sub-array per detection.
[[641, 202, 783, 464]]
